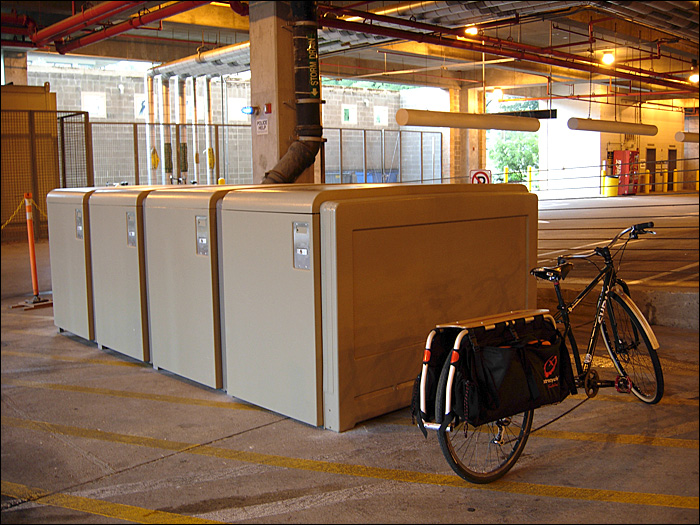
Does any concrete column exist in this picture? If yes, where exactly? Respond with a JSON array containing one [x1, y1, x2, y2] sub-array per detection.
[[2, 50, 28, 85], [467, 88, 486, 177], [249, 1, 297, 184], [448, 87, 468, 183]]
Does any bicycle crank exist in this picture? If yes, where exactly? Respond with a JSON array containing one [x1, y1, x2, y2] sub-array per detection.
[[584, 369, 600, 398]]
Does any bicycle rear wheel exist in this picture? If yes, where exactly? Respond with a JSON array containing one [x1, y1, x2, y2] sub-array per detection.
[[435, 356, 534, 484], [601, 292, 664, 404]]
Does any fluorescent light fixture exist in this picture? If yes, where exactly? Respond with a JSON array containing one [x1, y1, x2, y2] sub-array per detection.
[[396, 109, 540, 132], [567, 118, 658, 136], [492, 87, 503, 100], [675, 131, 699, 142], [690, 73, 699, 83], [602, 52, 615, 65], [465, 25, 479, 35]]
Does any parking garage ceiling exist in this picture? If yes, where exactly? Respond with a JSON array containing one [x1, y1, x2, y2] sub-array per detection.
[[1, 1, 698, 105]]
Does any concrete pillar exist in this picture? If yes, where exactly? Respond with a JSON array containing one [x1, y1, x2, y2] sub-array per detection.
[[467, 88, 485, 178], [2, 50, 28, 85], [448, 87, 468, 183], [249, 1, 297, 184]]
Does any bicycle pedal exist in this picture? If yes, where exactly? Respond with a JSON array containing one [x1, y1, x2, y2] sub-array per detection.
[[615, 375, 632, 393]]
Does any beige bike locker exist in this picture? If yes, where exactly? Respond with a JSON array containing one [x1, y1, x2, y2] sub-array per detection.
[[143, 185, 254, 389], [218, 183, 538, 431], [89, 186, 165, 362], [47, 187, 97, 341]]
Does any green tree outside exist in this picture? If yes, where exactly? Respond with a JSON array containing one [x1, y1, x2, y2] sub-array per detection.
[[487, 98, 540, 183]]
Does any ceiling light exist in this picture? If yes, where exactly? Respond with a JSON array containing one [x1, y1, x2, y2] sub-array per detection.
[[690, 72, 699, 83], [602, 52, 615, 65], [396, 109, 540, 132], [492, 87, 503, 100], [464, 25, 479, 36], [567, 118, 657, 136]]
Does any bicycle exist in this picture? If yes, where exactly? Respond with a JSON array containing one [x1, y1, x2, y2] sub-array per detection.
[[417, 222, 664, 484]]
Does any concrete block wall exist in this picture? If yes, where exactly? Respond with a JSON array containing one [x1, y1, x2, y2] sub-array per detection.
[[27, 65, 448, 185]]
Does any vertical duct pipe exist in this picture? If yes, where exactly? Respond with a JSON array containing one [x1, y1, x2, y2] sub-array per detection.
[[261, 1, 322, 184], [191, 77, 199, 184], [205, 76, 215, 185], [145, 74, 156, 184], [177, 76, 188, 183], [161, 75, 172, 184]]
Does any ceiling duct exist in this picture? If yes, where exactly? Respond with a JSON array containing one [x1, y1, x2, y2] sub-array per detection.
[[396, 109, 541, 132], [567, 118, 658, 136]]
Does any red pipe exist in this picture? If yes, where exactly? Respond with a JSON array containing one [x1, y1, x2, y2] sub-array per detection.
[[32, 1, 145, 47], [318, 16, 690, 92], [56, 1, 211, 54], [318, 5, 687, 85], [1, 13, 38, 39]]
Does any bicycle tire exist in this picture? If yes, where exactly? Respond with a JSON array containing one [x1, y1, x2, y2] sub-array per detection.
[[435, 354, 534, 484], [601, 292, 664, 404]]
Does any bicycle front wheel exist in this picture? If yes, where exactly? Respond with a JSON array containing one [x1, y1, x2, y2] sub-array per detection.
[[435, 356, 534, 484], [601, 292, 664, 404]]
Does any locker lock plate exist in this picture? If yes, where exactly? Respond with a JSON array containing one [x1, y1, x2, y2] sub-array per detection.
[[293, 222, 310, 270]]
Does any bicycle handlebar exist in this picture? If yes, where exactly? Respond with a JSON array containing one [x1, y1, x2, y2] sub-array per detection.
[[557, 222, 655, 263]]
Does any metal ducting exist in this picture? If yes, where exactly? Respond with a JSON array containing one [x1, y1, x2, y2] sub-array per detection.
[[261, 1, 323, 184], [148, 41, 251, 78]]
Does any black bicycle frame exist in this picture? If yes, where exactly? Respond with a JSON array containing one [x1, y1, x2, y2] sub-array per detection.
[[551, 249, 617, 379]]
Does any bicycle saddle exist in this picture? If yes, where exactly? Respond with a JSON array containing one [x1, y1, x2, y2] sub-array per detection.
[[530, 262, 574, 282]]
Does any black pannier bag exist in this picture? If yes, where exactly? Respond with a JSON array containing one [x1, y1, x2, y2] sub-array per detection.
[[451, 313, 577, 427], [411, 327, 462, 436]]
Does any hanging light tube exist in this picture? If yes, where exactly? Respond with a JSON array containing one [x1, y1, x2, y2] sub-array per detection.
[[396, 109, 540, 132], [567, 118, 658, 136], [675, 132, 699, 142]]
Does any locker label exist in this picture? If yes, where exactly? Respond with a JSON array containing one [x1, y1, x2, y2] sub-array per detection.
[[196, 216, 209, 256], [126, 211, 137, 247], [293, 222, 310, 270]]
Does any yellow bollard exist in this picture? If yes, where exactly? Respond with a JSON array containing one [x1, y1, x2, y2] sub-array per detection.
[[601, 168, 607, 196], [527, 166, 532, 191], [604, 176, 618, 197], [217, 177, 225, 185], [504, 166, 509, 184], [673, 169, 681, 192], [662, 170, 668, 193], [697, 170, 699, 192], [639, 170, 649, 194]]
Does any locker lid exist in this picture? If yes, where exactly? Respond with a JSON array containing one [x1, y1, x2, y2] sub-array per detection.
[[47, 187, 97, 205], [220, 182, 528, 214], [143, 185, 257, 210], [90, 185, 168, 207]]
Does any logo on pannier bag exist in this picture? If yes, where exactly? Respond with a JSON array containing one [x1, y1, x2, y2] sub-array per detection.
[[543, 355, 560, 388]]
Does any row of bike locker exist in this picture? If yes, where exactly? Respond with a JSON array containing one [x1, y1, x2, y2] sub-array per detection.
[[47, 182, 538, 431]]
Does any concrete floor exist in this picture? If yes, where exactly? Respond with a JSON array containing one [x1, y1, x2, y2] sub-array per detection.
[[1, 239, 698, 523]]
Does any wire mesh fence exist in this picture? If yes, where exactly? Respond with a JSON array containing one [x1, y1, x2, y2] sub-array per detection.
[[1, 110, 91, 242]]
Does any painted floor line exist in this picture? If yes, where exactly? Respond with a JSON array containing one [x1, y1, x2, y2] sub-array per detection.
[[1, 480, 223, 524], [2, 378, 261, 412], [2, 416, 698, 511]]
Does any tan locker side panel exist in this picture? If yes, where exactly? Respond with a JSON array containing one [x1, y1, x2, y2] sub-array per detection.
[[47, 189, 95, 341], [220, 210, 323, 426], [321, 191, 538, 431]]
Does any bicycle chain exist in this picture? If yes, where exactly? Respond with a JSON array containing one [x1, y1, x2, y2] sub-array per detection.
[[528, 396, 590, 435]]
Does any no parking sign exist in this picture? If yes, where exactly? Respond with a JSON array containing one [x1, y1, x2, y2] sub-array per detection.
[[470, 169, 491, 184]]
